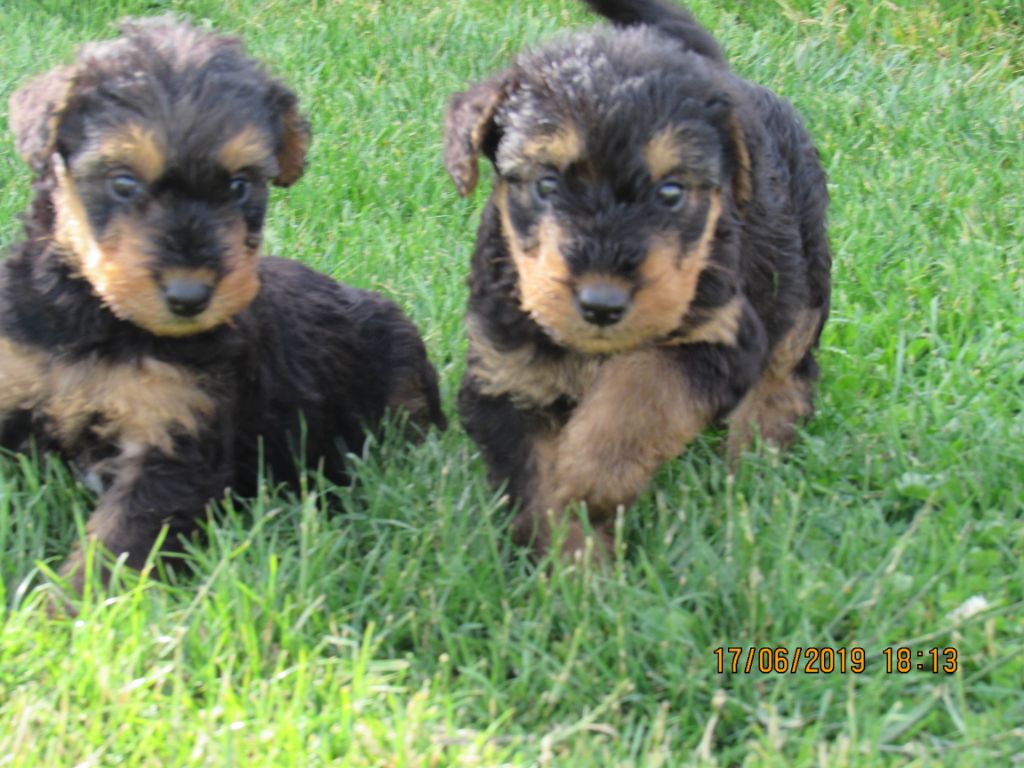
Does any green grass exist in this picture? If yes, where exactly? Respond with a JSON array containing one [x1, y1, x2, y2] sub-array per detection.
[[1, 0, 1021, 764]]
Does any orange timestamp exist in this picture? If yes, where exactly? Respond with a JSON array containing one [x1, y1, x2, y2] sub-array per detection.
[[713, 646, 959, 674]]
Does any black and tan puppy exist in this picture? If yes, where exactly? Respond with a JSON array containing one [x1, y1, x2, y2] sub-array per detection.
[[446, 0, 830, 559], [1, 18, 444, 594]]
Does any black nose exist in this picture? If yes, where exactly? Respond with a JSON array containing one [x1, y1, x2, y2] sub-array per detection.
[[163, 280, 213, 317], [576, 283, 630, 327]]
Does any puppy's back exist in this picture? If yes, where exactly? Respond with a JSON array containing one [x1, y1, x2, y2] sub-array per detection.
[[232, 258, 444, 488]]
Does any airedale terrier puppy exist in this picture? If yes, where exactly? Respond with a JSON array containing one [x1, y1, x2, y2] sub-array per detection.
[[446, 0, 831, 559], [1, 18, 444, 594]]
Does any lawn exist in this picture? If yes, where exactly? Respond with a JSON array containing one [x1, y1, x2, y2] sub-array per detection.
[[0, 0, 1021, 765]]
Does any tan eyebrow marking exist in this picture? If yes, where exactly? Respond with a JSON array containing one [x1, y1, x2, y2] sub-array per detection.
[[98, 123, 166, 182], [217, 125, 275, 174]]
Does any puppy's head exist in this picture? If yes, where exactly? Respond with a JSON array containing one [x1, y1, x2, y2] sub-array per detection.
[[8, 17, 311, 336], [445, 28, 749, 355]]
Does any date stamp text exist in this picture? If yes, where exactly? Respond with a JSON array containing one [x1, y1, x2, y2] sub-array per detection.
[[713, 646, 958, 674]]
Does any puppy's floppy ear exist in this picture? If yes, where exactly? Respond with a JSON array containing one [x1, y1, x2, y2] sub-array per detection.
[[266, 80, 311, 187], [727, 113, 752, 212], [8, 65, 77, 173], [706, 96, 752, 213], [443, 73, 512, 197]]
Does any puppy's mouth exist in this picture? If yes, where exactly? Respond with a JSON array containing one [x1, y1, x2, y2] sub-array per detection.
[[89, 248, 261, 337], [524, 276, 649, 356], [545, 324, 645, 357], [141, 262, 258, 336], [138, 267, 221, 335], [563, 278, 644, 354], [82, 248, 259, 337], [524, 268, 700, 356], [512, 218, 720, 356]]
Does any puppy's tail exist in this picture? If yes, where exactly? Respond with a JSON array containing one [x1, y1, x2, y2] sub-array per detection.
[[580, 0, 725, 63]]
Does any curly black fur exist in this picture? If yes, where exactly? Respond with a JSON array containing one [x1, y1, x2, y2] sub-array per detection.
[[1, 18, 444, 595], [446, 0, 831, 557]]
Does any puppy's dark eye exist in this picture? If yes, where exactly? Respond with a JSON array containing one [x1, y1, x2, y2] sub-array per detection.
[[534, 175, 560, 202], [108, 173, 142, 203], [656, 181, 687, 210], [229, 176, 251, 204]]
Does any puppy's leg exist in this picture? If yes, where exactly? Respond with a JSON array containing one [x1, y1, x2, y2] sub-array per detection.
[[457, 374, 563, 548], [726, 308, 823, 460], [59, 433, 231, 596], [539, 348, 714, 560], [0, 336, 44, 449]]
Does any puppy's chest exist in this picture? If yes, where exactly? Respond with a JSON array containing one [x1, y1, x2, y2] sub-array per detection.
[[466, 322, 601, 411], [1, 336, 217, 455]]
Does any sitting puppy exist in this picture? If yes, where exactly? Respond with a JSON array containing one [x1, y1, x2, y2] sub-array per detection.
[[445, 0, 831, 558], [1, 18, 445, 593]]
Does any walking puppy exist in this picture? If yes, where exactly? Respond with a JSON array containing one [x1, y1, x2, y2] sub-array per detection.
[[446, 0, 831, 558], [1, 18, 444, 594]]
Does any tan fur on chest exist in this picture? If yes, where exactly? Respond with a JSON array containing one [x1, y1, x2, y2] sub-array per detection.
[[466, 315, 601, 409], [1, 336, 215, 454], [0, 337, 47, 412]]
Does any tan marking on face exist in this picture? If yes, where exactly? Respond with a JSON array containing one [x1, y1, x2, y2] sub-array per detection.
[[496, 181, 579, 341], [0, 337, 46, 413], [572, 193, 723, 355], [98, 123, 166, 182], [726, 308, 822, 459], [78, 212, 171, 332], [218, 125, 274, 174], [466, 314, 600, 409], [499, 183, 723, 355], [54, 157, 160, 325], [53, 157, 97, 269], [201, 218, 261, 332], [630, 191, 722, 344], [522, 127, 582, 169], [44, 356, 216, 454], [53, 162, 260, 336], [643, 128, 683, 180], [669, 296, 744, 346]]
